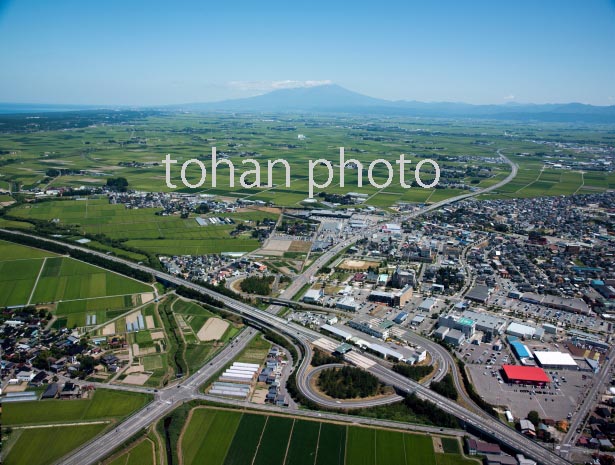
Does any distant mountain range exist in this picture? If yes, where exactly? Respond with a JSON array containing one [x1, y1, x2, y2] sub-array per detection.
[[172, 84, 615, 123], [2, 84, 615, 123]]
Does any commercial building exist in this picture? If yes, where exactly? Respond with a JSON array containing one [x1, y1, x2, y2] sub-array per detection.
[[368, 285, 413, 307], [465, 284, 491, 303], [438, 314, 475, 338], [444, 329, 466, 346], [347, 318, 392, 339], [303, 289, 324, 303], [502, 365, 550, 385], [462, 310, 507, 336], [533, 351, 578, 369], [510, 340, 532, 360], [336, 296, 359, 312], [506, 322, 536, 339]]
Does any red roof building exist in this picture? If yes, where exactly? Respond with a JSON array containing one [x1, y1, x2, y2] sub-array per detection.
[[502, 365, 550, 384]]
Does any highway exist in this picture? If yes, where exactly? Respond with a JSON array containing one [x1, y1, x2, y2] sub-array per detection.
[[4, 150, 574, 465]]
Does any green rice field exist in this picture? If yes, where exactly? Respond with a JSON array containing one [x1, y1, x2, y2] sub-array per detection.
[[2, 390, 153, 465], [0, 239, 152, 327], [179, 408, 479, 465]]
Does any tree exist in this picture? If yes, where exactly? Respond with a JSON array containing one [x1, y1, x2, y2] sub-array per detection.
[[106, 177, 129, 192], [528, 410, 541, 427]]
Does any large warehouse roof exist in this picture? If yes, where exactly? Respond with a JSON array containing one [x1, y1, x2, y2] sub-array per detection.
[[533, 351, 577, 367], [502, 365, 550, 384]]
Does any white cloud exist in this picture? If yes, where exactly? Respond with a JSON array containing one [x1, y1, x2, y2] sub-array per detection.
[[503, 94, 515, 101], [228, 80, 333, 92]]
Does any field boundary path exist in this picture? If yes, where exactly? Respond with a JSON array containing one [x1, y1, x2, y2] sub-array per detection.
[[26, 256, 46, 305]]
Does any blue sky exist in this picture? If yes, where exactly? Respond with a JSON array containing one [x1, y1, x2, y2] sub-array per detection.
[[0, 0, 614, 105]]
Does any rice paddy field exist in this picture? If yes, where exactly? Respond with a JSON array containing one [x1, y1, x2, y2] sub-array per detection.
[[8, 198, 266, 255], [178, 408, 479, 465], [0, 239, 152, 329], [3, 113, 610, 213], [2, 390, 153, 465], [0, 242, 152, 312]]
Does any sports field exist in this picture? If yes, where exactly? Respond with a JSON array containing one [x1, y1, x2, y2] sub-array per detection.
[[179, 408, 479, 465]]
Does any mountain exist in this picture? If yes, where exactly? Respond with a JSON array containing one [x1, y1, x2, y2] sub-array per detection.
[[174, 84, 386, 112], [3, 85, 615, 123], [173, 84, 615, 123]]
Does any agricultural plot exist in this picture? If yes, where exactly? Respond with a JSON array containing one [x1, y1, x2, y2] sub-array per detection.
[[0, 240, 150, 313], [10, 198, 265, 256], [3, 423, 107, 465], [32, 257, 150, 303], [181, 409, 241, 465], [2, 389, 152, 426], [108, 438, 156, 465], [178, 408, 475, 465]]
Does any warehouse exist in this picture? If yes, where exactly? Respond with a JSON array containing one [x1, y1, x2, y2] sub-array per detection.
[[418, 298, 436, 312], [502, 365, 550, 385], [336, 296, 359, 312], [320, 324, 352, 341], [462, 310, 507, 336], [506, 322, 536, 339], [465, 284, 491, 303], [533, 351, 578, 370], [510, 340, 532, 360]]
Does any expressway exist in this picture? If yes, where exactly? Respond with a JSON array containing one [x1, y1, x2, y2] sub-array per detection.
[[4, 149, 573, 465]]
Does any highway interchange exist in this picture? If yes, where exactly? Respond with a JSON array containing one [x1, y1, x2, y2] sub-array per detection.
[[2, 151, 589, 465]]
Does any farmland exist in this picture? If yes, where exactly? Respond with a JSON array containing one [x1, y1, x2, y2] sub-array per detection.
[[8, 198, 266, 256], [0, 239, 152, 327], [3, 423, 107, 465], [2, 389, 152, 426], [2, 113, 611, 214], [178, 407, 479, 465], [2, 390, 152, 465]]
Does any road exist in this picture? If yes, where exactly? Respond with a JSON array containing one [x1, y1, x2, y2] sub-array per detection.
[[562, 345, 615, 451], [4, 150, 572, 465]]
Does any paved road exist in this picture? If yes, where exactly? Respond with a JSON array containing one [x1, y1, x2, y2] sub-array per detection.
[[562, 346, 615, 451]]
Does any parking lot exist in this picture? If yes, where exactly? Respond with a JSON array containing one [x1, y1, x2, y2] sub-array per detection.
[[468, 364, 592, 420]]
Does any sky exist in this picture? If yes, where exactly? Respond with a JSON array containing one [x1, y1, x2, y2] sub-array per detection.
[[0, 0, 614, 106]]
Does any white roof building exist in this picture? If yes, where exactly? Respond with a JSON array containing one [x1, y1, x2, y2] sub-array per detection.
[[506, 322, 536, 339], [533, 351, 577, 368]]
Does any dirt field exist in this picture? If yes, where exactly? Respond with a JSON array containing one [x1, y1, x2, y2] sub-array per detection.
[[102, 322, 116, 336], [337, 258, 380, 271], [123, 373, 150, 385], [151, 331, 164, 340], [141, 292, 154, 303], [197, 317, 229, 341], [145, 315, 155, 329], [288, 240, 312, 252], [262, 239, 292, 252]]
